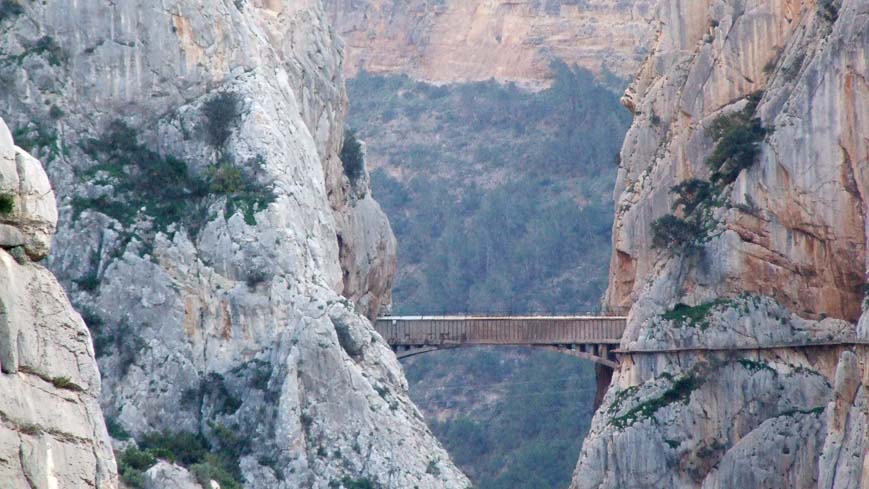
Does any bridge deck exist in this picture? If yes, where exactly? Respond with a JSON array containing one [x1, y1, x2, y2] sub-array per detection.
[[375, 316, 626, 347]]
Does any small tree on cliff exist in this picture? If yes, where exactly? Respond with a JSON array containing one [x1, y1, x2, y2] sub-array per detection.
[[341, 129, 365, 184]]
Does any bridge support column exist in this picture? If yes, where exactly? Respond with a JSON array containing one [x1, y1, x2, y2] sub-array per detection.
[[594, 363, 614, 410]]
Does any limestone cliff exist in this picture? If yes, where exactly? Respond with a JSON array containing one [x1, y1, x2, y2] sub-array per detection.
[[324, 0, 656, 86], [574, 0, 868, 488], [0, 118, 117, 487], [0, 1, 464, 487]]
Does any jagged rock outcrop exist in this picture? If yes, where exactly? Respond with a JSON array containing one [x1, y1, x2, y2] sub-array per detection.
[[0, 1, 463, 487], [574, 0, 868, 488], [0, 118, 117, 487], [324, 0, 656, 86], [604, 0, 867, 322]]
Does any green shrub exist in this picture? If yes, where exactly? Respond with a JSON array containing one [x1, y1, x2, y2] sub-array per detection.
[[206, 163, 246, 194], [705, 94, 767, 185], [12, 123, 59, 160], [340, 476, 379, 489], [193, 372, 243, 416], [117, 447, 157, 489], [207, 156, 276, 225], [341, 128, 365, 184], [0, 0, 23, 22], [81, 121, 274, 233], [650, 214, 701, 249], [0, 194, 14, 214], [139, 431, 209, 466], [81, 120, 208, 231], [119, 466, 148, 489], [49, 105, 64, 119], [106, 417, 131, 441], [191, 458, 242, 489], [706, 119, 766, 183], [670, 179, 711, 215], [119, 447, 157, 471], [610, 375, 700, 429], [114, 321, 146, 376], [117, 427, 245, 488], [202, 92, 241, 147], [77, 306, 112, 358], [661, 299, 730, 329], [819, 0, 840, 23], [74, 270, 100, 291], [30, 36, 66, 66], [50, 376, 81, 390], [738, 358, 777, 375]]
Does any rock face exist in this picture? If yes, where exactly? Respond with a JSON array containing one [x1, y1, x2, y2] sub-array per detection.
[[0, 118, 117, 487], [574, 1, 868, 488], [0, 1, 463, 487], [324, 0, 656, 86]]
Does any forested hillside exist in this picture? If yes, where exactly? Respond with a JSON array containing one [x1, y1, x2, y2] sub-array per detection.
[[347, 64, 630, 489], [350, 64, 629, 314]]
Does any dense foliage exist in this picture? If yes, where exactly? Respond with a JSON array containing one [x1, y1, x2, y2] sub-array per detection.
[[705, 93, 767, 185], [75, 120, 275, 233], [202, 91, 241, 148], [0, 193, 13, 214], [818, 0, 840, 23], [651, 93, 768, 252], [341, 128, 366, 184], [347, 65, 629, 489], [650, 214, 701, 250], [0, 0, 24, 22], [405, 350, 597, 488], [117, 429, 245, 489], [350, 63, 628, 314]]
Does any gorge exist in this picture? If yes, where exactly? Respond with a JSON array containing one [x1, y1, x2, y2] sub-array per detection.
[[0, 0, 867, 488]]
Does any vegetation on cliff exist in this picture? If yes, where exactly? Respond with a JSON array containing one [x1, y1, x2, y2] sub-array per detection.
[[651, 94, 768, 253]]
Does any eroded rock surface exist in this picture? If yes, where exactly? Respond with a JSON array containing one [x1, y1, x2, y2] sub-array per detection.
[[325, 0, 656, 86], [574, 0, 869, 488], [0, 1, 464, 487], [0, 118, 117, 487]]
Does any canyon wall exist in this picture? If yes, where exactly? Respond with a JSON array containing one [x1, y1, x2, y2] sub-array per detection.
[[0, 118, 117, 487], [324, 0, 657, 86], [0, 1, 464, 487], [575, 0, 868, 487]]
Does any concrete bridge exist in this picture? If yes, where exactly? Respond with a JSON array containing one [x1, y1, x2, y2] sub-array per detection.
[[374, 315, 626, 368]]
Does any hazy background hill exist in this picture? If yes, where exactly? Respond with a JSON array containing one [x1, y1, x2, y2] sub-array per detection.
[[346, 64, 630, 488]]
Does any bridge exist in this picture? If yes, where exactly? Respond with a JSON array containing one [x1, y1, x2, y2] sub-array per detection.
[[375, 315, 869, 407], [374, 315, 626, 368]]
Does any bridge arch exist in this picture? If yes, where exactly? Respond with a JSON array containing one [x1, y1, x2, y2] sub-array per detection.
[[389, 343, 619, 368]]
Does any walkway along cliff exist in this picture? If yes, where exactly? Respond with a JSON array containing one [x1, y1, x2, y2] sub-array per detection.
[[573, 1, 869, 488]]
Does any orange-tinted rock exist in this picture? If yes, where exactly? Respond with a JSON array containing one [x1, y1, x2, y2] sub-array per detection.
[[325, 0, 656, 86]]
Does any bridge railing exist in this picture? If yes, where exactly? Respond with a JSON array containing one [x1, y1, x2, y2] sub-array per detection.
[[380, 308, 630, 318], [375, 316, 627, 346]]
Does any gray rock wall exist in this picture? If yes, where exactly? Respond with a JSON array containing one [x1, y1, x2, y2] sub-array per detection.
[[575, 0, 869, 487], [0, 118, 117, 487], [0, 1, 462, 487]]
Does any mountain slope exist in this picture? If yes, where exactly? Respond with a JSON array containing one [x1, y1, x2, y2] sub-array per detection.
[[0, 1, 467, 487], [574, 1, 869, 487], [325, 0, 656, 86]]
